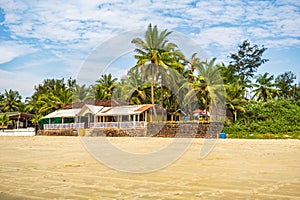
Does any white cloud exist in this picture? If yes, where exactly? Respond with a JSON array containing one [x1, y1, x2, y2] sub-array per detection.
[[0, 0, 300, 96], [0, 69, 43, 98], [0, 41, 36, 64], [196, 26, 244, 54], [1, 0, 299, 56]]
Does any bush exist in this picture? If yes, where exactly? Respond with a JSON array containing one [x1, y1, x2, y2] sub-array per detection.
[[88, 128, 130, 137], [224, 99, 300, 139]]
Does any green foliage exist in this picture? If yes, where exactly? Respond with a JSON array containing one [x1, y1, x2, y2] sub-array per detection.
[[252, 72, 279, 102], [0, 89, 23, 112], [224, 99, 300, 138], [229, 40, 269, 79], [275, 71, 297, 99], [131, 23, 184, 111], [0, 114, 12, 130]]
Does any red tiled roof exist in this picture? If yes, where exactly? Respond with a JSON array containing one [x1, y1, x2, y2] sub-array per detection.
[[101, 107, 113, 113], [63, 99, 130, 109], [134, 104, 153, 112]]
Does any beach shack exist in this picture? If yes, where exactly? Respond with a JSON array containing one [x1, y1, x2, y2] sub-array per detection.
[[42, 108, 83, 129], [90, 104, 154, 128], [0, 112, 34, 129], [166, 109, 186, 121], [76, 104, 104, 127], [42, 102, 166, 130]]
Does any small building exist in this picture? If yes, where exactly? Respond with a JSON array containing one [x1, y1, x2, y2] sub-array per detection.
[[76, 104, 104, 126], [0, 112, 34, 129], [42, 108, 83, 129], [92, 104, 153, 128], [41, 103, 166, 130], [166, 109, 186, 121]]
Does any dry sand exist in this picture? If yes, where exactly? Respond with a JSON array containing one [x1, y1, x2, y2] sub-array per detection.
[[0, 136, 299, 199]]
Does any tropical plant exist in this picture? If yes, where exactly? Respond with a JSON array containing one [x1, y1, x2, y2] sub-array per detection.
[[225, 82, 246, 121], [275, 71, 296, 99], [26, 78, 75, 115], [228, 40, 269, 98], [118, 69, 150, 104], [0, 114, 11, 131], [91, 84, 109, 100], [72, 84, 92, 102], [31, 114, 43, 134], [294, 83, 300, 101], [95, 74, 117, 100], [0, 89, 22, 112], [0, 92, 3, 102], [37, 84, 73, 115], [252, 72, 279, 102], [224, 99, 300, 138], [184, 58, 225, 119], [131, 24, 183, 119], [229, 40, 269, 79], [217, 63, 237, 85], [25, 96, 39, 114]]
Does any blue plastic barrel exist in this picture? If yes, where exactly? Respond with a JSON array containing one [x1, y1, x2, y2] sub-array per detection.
[[219, 132, 226, 139]]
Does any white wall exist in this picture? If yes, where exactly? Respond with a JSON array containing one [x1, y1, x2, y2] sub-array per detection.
[[0, 128, 35, 136]]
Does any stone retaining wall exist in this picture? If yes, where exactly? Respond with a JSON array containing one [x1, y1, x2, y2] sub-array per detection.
[[147, 122, 223, 138], [38, 122, 223, 138], [37, 129, 78, 136]]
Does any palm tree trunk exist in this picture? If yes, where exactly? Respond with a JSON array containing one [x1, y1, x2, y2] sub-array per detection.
[[151, 63, 158, 121], [234, 110, 237, 122], [161, 78, 164, 121]]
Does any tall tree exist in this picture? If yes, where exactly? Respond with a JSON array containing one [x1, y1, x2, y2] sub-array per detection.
[[31, 114, 43, 135], [35, 82, 73, 115], [95, 74, 117, 100], [275, 71, 296, 99], [91, 84, 109, 100], [217, 63, 237, 85], [131, 24, 182, 120], [0, 92, 3, 102], [0, 114, 11, 131], [252, 72, 279, 102], [184, 58, 224, 118], [229, 40, 269, 97], [26, 78, 75, 115], [295, 83, 300, 101], [0, 89, 22, 112], [72, 84, 92, 103], [118, 69, 150, 104], [229, 40, 269, 79], [225, 82, 246, 122]]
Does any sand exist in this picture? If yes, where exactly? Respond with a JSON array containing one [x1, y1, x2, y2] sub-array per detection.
[[0, 136, 299, 199]]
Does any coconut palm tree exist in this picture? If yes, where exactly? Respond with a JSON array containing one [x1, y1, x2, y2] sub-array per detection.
[[72, 84, 92, 103], [118, 69, 150, 104], [252, 72, 279, 102], [225, 82, 247, 121], [0, 114, 11, 131], [37, 86, 73, 115], [96, 74, 117, 100], [0, 89, 22, 112], [131, 24, 183, 120], [90, 84, 109, 100], [184, 58, 224, 119], [31, 114, 43, 135]]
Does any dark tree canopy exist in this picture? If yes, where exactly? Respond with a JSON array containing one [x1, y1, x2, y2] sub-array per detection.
[[275, 71, 297, 99], [229, 40, 269, 79]]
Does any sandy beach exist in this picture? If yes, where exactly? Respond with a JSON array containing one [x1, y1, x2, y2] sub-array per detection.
[[0, 136, 299, 199]]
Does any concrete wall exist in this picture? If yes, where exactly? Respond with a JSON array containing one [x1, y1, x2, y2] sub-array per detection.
[[0, 128, 35, 136]]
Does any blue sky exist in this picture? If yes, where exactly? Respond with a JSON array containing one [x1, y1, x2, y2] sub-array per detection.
[[0, 0, 299, 98]]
